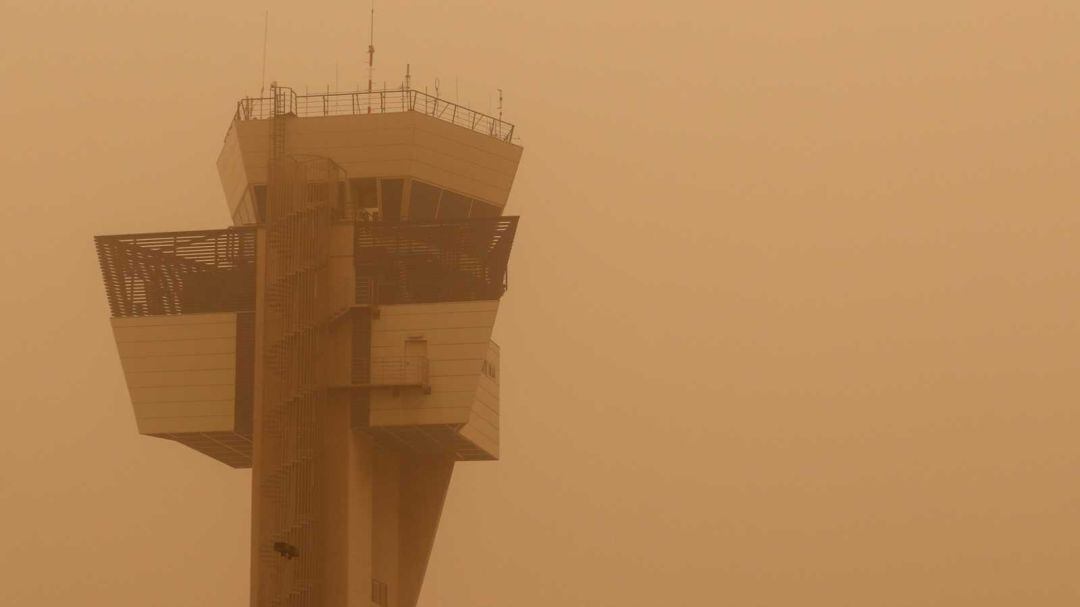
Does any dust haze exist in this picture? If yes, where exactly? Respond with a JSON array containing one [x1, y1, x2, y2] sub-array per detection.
[[2, 1, 1079, 605]]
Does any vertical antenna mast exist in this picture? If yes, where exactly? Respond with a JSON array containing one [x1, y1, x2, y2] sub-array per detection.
[[260, 10, 269, 97], [367, 0, 375, 113]]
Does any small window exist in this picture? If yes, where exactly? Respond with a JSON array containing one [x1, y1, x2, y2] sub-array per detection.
[[337, 181, 348, 208], [380, 179, 403, 222], [350, 178, 377, 208], [252, 184, 267, 221], [470, 200, 500, 218], [409, 181, 440, 221], [438, 191, 471, 220]]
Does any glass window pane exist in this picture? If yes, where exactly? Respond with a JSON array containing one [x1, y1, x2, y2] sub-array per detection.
[[350, 178, 378, 208], [438, 191, 471, 219], [409, 181, 440, 221], [380, 179, 403, 222], [470, 200, 501, 218], [252, 184, 267, 221]]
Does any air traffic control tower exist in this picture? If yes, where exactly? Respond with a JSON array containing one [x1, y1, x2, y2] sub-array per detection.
[[94, 86, 521, 606]]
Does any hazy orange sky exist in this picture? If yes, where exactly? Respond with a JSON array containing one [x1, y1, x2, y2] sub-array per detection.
[[3, 1, 1080, 605]]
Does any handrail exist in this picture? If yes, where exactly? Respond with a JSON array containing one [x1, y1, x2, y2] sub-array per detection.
[[234, 88, 515, 142]]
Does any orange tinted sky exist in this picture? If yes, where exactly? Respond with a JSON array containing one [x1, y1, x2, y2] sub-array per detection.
[[2, 1, 1079, 605]]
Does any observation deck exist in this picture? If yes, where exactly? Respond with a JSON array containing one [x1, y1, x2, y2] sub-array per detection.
[[219, 86, 523, 226]]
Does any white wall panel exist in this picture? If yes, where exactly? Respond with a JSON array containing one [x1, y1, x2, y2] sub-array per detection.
[[221, 111, 523, 215], [368, 303, 493, 434], [111, 312, 238, 435]]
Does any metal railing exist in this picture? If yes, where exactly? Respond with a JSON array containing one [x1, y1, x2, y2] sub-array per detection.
[[370, 356, 429, 389], [234, 88, 515, 142], [353, 217, 518, 305], [94, 227, 257, 318]]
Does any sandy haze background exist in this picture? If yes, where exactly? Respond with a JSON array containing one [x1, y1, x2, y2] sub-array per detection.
[[2, 1, 1080, 605]]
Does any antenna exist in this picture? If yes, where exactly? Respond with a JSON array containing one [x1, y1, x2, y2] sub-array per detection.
[[405, 64, 411, 91], [367, 0, 375, 113], [260, 10, 269, 97], [498, 88, 503, 123]]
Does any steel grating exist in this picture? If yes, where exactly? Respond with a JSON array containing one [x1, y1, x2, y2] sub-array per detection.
[[94, 228, 256, 318], [256, 146, 345, 606], [354, 217, 519, 305]]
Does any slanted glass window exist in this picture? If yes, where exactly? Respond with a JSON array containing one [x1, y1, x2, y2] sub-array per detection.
[[438, 191, 471, 220], [470, 200, 501, 218], [409, 180, 440, 221], [350, 178, 378, 208], [252, 184, 267, 222], [380, 179, 403, 222]]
